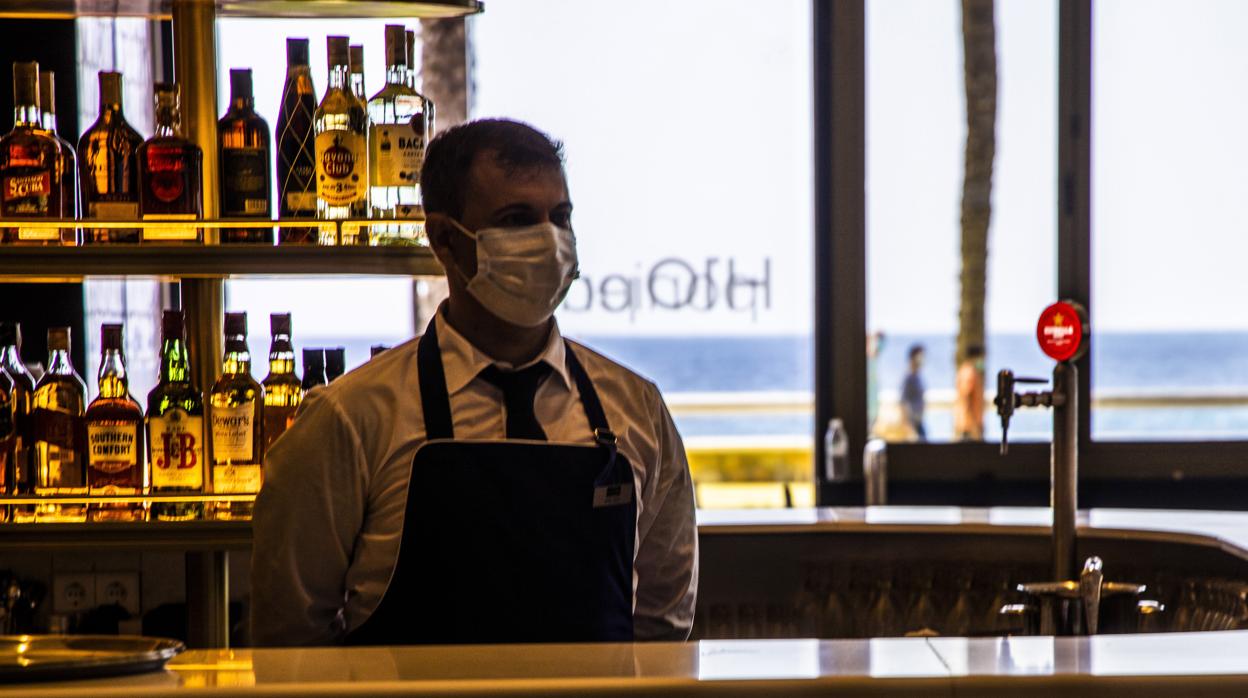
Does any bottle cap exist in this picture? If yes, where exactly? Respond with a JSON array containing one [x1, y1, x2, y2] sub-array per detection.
[[406, 30, 416, 71], [98, 71, 123, 108], [229, 68, 253, 101], [349, 45, 364, 75], [326, 347, 346, 379], [286, 37, 310, 67], [0, 321, 20, 347], [303, 347, 324, 368], [13, 62, 39, 107], [370, 344, 389, 358], [270, 312, 291, 336], [224, 312, 247, 337], [38, 70, 55, 114], [161, 310, 185, 339], [48, 326, 71, 352], [101, 324, 123, 351], [327, 36, 350, 70], [385, 25, 407, 68]]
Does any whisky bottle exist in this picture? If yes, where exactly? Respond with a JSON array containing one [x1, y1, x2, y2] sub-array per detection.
[[350, 45, 366, 103], [368, 24, 429, 243], [209, 312, 264, 520], [147, 310, 204, 521], [85, 324, 146, 522], [0, 322, 36, 521], [78, 71, 143, 243], [276, 38, 319, 244], [39, 70, 79, 224], [315, 36, 369, 238], [261, 313, 302, 452], [32, 326, 88, 522], [219, 68, 273, 243], [325, 347, 346, 383], [137, 83, 203, 243], [1, 61, 65, 245], [301, 348, 326, 391]]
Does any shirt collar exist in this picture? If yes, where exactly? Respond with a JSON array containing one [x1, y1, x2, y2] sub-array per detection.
[[434, 305, 571, 396]]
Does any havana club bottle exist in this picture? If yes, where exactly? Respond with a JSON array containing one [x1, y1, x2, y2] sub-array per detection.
[[32, 327, 88, 521], [209, 312, 263, 520], [147, 311, 205, 521], [79, 71, 143, 243], [219, 68, 272, 243], [85, 324, 146, 521], [1, 61, 66, 245], [314, 36, 369, 240], [276, 38, 318, 244], [261, 313, 302, 451], [137, 83, 203, 243]]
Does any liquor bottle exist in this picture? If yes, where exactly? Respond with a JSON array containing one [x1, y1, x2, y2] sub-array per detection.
[[368, 24, 429, 243], [406, 29, 436, 132], [1, 61, 65, 245], [209, 312, 264, 520], [314, 36, 369, 238], [147, 310, 205, 521], [137, 83, 203, 243], [325, 347, 346, 383], [261, 313, 302, 452], [219, 68, 273, 244], [0, 367, 13, 516], [85, 324, 146, 521], [349, 45, 366, 103], [39, 70, 79, 225], [32, 326, 87, 522], [78, 71, 143, 243], [301, 348, 326, 391], [0, 322, 36, 521], [276, 38, 318, 244], [370, 344, 389, 359]]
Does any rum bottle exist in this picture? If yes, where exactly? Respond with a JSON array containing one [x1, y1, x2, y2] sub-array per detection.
[[0, 322, 36, 521], [78, 71, 143, 243], [147, 310, 204, 521], [39, 70, 79, 223], [85, 324, 146, 521], [209, 312, 263, 520], [368, 24, 429, 242], [137, 83, 203, 243], [219, 68, 272, 243], [314, 36, 369, 238], [276, 38, 318, 244], [261, 313, 302, 451], [1, 61, 65, 245], [301, 348, 326, 391], [32, 326, 87, 522]]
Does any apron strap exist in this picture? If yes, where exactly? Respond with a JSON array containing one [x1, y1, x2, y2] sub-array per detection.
[[417, 321, 454, 440], [563, 343, 616, 447]]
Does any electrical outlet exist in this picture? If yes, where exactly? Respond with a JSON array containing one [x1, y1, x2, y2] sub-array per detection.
[[95, 572, 141, 616], [52, 573, 96, 614]]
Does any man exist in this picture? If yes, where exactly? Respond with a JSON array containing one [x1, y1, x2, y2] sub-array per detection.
[[954, 344, 985, 441], [252, 119, 698, 646], [900, 343, 926, 441]]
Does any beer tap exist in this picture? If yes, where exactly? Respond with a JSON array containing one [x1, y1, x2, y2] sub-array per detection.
[[994, 370, 1056, 455]]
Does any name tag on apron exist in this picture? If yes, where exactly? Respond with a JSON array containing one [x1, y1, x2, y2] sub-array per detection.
[[593, 483, 633, 508]]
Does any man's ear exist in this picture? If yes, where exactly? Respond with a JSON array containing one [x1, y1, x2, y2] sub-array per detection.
[[425, 212, 454, 270]]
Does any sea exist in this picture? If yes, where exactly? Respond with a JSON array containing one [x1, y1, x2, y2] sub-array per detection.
[[307, 332, 1248, 444]]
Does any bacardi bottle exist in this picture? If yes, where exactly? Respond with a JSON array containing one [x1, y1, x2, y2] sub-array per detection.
[[209, 312, 263, 520], [79, 71, 143, 243], [276, 38, 318, 244], [1, 61, 66, 245], [368, 24, 428, 243], [219, 68, 272, 243], [314, 36, 369, 239], [137, 83, 203, 243], [147, 310, 204, 521], [39, 70, 78, 223], [32, 326, 87, 522], [301, 348, 326, 391], [0, 322, 36, 521], [261, 313, 302, 451], [85, 324, 146, 521]]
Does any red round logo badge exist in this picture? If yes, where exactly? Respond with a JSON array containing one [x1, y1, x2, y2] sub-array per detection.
[[1036, 301, 1087, 362]]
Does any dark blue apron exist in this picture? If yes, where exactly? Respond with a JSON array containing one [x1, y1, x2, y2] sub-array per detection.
[[345, 320, 637, 645]]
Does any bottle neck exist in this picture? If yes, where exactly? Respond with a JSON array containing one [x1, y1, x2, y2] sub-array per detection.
[[40, 111, 57, 132], [329, 64, 351, 92], [154, 108, 177, 138], [268, 337, 295, 376], [47, 348, 75, 377], [350, 73, 365, 100], [160, 338, 191, 384], [230, 90, 254, 113], [1, 345, 27, 378], [387, 64, 407, 87], [13, 104, 40, 128], [97, 349, 129, 398], [223, 339, 252, 376]]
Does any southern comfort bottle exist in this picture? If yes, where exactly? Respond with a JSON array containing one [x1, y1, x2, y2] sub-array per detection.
[[32, 327, 88, 521], [85, 324, 146, 521], [147, 311, 205, 521], [209, 312, 264, 520], [137, 83, 203, 243], [261, 313, 302, 452], [219, 68, 272, 243], [0, 61, 66, 245], [78, 71, 143, 243], [314, 36, 369, 241], [276, 38, 319, 244]]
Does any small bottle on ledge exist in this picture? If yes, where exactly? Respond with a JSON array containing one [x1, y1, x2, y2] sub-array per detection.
[[138, 82, 203, 243]]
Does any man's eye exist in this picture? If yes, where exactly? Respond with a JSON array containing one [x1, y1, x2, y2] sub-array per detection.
[[499, 213, 535, 227], [552, 212, 572, 228]]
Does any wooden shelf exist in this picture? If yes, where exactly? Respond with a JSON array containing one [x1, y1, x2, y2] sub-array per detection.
[[0, 0, 482, 20], [0, 520, 252, 552], [0, 244, 442, 280]]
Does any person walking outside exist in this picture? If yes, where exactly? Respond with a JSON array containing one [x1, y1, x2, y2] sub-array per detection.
[[901, 343, 927, 441]]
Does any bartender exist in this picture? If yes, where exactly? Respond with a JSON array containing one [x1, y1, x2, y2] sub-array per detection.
[[251, 118, 698, 646]]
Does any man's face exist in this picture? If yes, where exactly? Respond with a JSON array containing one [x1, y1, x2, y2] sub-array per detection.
[[434, 152, 573, 280]]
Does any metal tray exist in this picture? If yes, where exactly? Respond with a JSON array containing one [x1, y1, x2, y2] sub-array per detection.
[[0, 635, 184, 683]]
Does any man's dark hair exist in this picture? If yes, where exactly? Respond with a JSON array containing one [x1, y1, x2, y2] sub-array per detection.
[[420, 118, 565, 220], [908, 343, 925, 360]]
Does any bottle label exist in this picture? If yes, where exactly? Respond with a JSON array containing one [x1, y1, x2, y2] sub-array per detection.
[[141, 213, 198, 242], [89, 201, 140, 219], [150, 409, 204, 489], [211, 402, 256, 462], [213, 463, 261, 493], [32, 408, 81, 448], [87, 423, 138, 472], [222, 147, 270, 217], [368, 121, 423, 188], [32, 408, 85, 487], [315, 131, 366, 206], [263, 404, 297, 451], [3, 172, 56, 235], [285, 191, 317, 212], [146, 144, 188, 203]]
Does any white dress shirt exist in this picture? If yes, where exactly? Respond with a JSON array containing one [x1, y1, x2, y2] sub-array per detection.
[[251, 310, 699, 646]]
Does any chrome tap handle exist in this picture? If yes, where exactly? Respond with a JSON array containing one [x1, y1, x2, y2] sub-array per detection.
[[1081, 556, 1104, 635], [995, 370, 1050, 455]]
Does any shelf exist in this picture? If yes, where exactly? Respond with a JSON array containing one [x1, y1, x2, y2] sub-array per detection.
[[0, 520, 252, 552], [0, 0, 482, 20]]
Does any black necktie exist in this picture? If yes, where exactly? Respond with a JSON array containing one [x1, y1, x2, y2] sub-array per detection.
[[478, 362, 552, 440]]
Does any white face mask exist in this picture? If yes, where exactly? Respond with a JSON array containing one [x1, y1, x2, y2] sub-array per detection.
[[447, 218, 579, 327]]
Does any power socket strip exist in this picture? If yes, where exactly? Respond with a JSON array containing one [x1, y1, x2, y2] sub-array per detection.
[[52, 572, 141, 616]]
